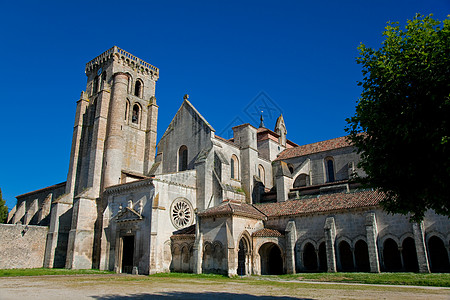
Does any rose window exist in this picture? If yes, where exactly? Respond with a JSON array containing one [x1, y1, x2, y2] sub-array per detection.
[[170, 198, 193, 229]]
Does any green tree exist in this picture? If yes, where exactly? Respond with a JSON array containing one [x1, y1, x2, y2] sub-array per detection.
[[346, 14, 450, 222], [0, 188, 8, 223]]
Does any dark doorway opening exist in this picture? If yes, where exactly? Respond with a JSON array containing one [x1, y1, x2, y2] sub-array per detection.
[[428, 236, 450, 273], [259, 242, 283, 275], [237, 239, 246, 276], [354, 240, 370, 272], [303, 243, 317, 271], [338, 241, 354, 271], [383, 238, 402, 271], [402, 237, 419, 272], [122, 236, 134, 274], [318, 242, 327, 271]]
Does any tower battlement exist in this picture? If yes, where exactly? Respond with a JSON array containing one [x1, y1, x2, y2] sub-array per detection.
[[85, 46, 159, 79]]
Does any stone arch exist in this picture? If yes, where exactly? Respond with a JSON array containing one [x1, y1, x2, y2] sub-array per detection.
[[427, 234, 450, 272], [293, 173, 310, 188], [236, 231, 251, 276], [178, 145, 188, 171], [171, 245, 182, 272], [163, 240, 172, 271], [382, 237, 402, 271], [401, 237, 418, 272], [132, 102, 141, 125], [258, 164, 265, 185], [212, 241, 225, 273], [181, 243, 191, 272], [202, 241, 214, 273], [337, 237, 354, 271], [125, 99, 130, 122], [318, 241, 327, 271], [134, 78, 144, 98], [324, 156, 335, 182], [258, 242, 284, 275], [231, 155, 239, 180], [354, 239, 370, 272], [302, 242, 318, 271]]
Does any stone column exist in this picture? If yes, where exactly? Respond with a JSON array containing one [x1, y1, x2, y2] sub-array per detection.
[[275, 161, 293, 202], [324, 217, 337, 272], [285, 221, 297, 274], [192, 213, 203, 274], [226, 220, 237, 277], [365, 212, 380, 273], [101, 72, 128, 190], [412, 222, 430, 273]]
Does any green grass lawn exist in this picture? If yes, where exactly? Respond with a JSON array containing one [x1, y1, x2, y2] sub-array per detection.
[[1, 269, 449, 287], [0, 268, 112, 277]]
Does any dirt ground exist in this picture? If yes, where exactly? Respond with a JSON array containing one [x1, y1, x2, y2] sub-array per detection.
[[0, 274, 449, 300]]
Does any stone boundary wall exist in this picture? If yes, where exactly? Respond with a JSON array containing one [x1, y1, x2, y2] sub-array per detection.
[[0, 224, 48, 269]]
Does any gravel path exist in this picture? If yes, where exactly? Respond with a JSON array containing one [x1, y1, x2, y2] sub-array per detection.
[[0, 274, 449, 300]]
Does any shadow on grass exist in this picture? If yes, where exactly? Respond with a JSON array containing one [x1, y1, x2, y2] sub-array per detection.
[[91, 292, 314, 299]]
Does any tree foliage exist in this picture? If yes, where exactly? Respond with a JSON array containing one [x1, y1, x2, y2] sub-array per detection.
[[0, 188, 8, 223], [346, 14, 450, 222]]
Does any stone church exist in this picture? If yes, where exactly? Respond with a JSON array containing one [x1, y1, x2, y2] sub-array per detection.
[[6, 47, 450, 275]]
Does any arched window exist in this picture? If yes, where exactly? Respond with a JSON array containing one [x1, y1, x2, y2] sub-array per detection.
[[135, 80, 143, 97], [125, 100, 130, 121], [287, 163, 294, 174], [231, 155, 239, 179], [325, 157, 335, 182], [293, 173, 310, 188], [258, 165, 265, 185], [132, 104, 140, 124], [178, 145, 188, 171], [101, 71, 107, 90], [92, 76, 99, 95]]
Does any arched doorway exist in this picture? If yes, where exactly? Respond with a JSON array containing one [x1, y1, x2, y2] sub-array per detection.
[[338, 240, 354, 271], [237, 238, 250, 275], [303, 242, 317, 271], [318, 242, 327, 271], [121, 235, 134, 274], [402, 237, 418, 272], [428, 236, 450, 272], [383, 238, 402, 271], [354, 240, 370, 272], [259, 242, 283, 275]]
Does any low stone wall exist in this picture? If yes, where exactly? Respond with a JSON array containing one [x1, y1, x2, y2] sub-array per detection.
[[0, 224, 48, 269]]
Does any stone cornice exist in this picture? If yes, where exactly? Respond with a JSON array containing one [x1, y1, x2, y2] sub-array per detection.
[[104, 178, 154, 195]]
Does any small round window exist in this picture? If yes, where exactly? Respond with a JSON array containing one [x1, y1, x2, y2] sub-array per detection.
[[170, 198, 193, 229]]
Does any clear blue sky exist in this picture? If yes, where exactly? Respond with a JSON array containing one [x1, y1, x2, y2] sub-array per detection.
[[1, 1, 448, 210]]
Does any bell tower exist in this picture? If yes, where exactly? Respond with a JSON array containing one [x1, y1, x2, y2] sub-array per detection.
[[62, 47, 159, 269]]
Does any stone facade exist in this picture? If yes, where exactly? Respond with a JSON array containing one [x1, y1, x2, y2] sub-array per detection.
[[5, 47, 450, 275]]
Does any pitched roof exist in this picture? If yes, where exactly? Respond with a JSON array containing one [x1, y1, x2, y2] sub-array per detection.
[[255, 189, 383, 217], [157, 99, 215, 147], [275, 136, 352, 161], [198, 200, 266, 220], [252, 228, 284, 237]]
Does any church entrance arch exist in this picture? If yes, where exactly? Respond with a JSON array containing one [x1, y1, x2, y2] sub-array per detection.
[[259, 242, 283, 275], [237, 237, 250, 276], [121, 235, 134, 274]]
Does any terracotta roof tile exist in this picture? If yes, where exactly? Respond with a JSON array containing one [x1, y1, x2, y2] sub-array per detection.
[[255, 189, 383, 217], [199, 200, 266, 220], [275, 136, 352, 161], [252, 228, 284, 237]]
